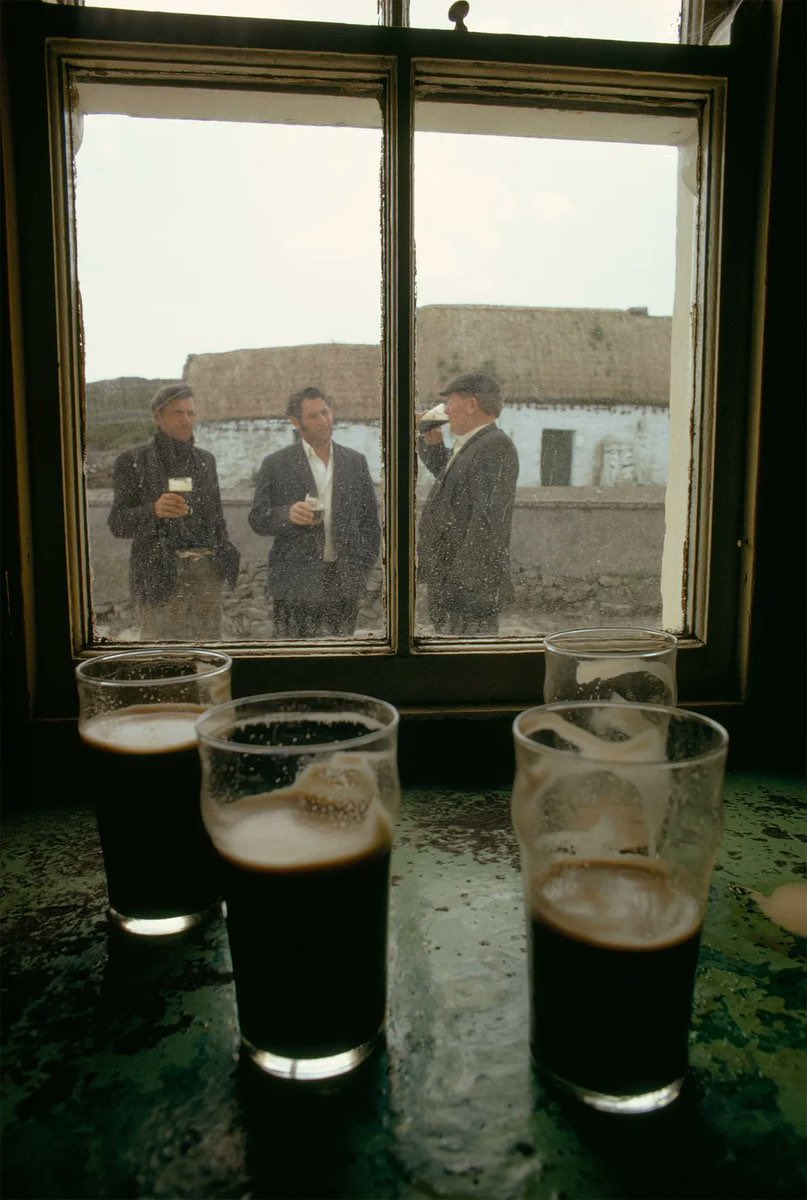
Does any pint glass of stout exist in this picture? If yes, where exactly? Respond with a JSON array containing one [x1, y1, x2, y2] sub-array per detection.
[[196, 691, 400, 1081], [543, 628, 678, 706], [76, 648, 232, 937], [304, 493, 324, 525], [511, 701, 728, 1114]]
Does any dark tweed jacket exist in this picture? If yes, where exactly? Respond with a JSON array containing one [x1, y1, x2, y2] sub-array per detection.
[[108, 436, 240, 608], [248, 440, 380, 603], [417, 423, 519, 615]]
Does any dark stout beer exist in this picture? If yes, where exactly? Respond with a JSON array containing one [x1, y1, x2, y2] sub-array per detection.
[[210, 791, 393, 1061], [528, 859, 702, 1099], [80, 704, 219, 921]]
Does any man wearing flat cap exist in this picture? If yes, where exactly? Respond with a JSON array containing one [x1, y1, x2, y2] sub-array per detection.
[[108, 383, 240, 641], [417, 371, 519, 636]]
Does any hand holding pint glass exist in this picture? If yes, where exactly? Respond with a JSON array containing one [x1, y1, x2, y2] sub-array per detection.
[[511, 701, 727, 1113], [76, 649, 232, 937], [168, 475, 193, 515], [543, 627, 678, 706], [196, 691, 400, 1081], [304, 492, 324, 524]]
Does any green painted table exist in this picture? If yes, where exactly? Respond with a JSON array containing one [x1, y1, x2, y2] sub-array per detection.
[[2, 774, 805, 1199]]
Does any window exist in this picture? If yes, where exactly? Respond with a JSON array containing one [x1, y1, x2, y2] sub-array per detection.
[[73, 85, 386, 646], [80, 0, 684, 43], [410, 90, 691, 642], [72, 64, 698, 651], [82, 0, 382, 24], [408, 0, 682, 41], [1, 0, 779, 716]]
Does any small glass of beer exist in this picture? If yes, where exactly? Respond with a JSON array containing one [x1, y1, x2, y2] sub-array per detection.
[[304, 492, 324, 524], [196, 691, 400, 1081], [76, 648, 232, 937], [511, 701, 727, 1114], [543, 627, 678, 706]]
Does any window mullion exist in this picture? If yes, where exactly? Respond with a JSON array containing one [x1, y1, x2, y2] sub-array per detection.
[[389, 47, 414, 656]]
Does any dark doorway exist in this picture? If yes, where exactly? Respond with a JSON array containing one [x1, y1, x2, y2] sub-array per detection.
[[540, 428, 573, 486]]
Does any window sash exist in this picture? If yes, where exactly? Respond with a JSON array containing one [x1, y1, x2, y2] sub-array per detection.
[[48, 43, 397, 655]]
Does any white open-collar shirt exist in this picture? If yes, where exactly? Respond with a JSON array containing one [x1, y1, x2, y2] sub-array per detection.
[[302, 437, 336, 562]]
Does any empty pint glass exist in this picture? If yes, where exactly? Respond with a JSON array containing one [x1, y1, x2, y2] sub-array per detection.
[[543, 627, 678, 706], [196, 691, 400, 1081], [511, 701, 728, 1113], [76, 648, 232, 936]]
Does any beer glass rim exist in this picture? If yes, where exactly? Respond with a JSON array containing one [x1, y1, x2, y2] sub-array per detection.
[[513, 700, 728, 767], [196, 690, 399, 755], [543, 627, 678, 659], [75, 647, 232, 687]]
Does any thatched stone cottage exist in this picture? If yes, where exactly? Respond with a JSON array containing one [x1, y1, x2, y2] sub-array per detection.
[[86, 304, 671, 638], [184, 304, 671, 488]]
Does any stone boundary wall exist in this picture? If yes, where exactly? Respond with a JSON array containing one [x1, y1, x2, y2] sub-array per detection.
[[87, 486, 665, 641]]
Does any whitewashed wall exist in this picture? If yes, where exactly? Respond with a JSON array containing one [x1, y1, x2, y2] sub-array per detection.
[[198, 403, 668, 491], [196, 418, 382, 490], [497, 404, 669, 487]]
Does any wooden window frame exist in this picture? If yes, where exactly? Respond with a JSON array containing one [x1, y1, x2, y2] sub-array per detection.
[[1, 1, 788, 757]]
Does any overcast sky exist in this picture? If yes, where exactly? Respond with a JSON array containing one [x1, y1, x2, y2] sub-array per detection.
[[76, 0, 682, 382]]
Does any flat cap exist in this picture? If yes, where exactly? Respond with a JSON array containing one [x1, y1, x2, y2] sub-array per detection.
[[150, 383, 193, 413], [439, 371, 501, 399]]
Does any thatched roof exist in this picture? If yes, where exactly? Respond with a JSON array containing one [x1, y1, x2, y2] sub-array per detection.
[[185, 344, 381, 421], [416, 305, 671, 407], [183, 306, 671, 421]]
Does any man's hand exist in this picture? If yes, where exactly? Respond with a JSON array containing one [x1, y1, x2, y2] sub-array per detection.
[[154, 492, 190, 519], [289, 500, 318, 526]]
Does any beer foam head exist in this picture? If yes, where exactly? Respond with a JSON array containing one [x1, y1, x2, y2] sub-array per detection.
[[532, 860, 701, 948], [752, 882, 807, 937], [293, 752, 376, 824], [80, 704, 204, 754], [203, 749, 394, 870], [576, 658, 675, 692]]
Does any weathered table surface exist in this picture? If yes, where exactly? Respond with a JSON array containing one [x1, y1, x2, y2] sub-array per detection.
[[2, 773, 805, 1199]]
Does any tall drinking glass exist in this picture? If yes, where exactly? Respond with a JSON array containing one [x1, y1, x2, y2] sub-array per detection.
[[196, 691, 400, 1081], [511, 701, 728, 1114], [76, 648, 232, 936], [543, 627, 678, 705]]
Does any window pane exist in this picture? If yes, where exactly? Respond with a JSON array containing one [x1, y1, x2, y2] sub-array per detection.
[[76, 90, 385, 644], [410, 0, 682, 42], [82, 0, 380, 22], [413, 103, 693, 641]]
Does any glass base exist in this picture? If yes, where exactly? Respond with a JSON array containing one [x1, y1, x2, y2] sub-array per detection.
[[547, 1069, 685, 1114], [108, 902, 221, 937], [242, 1028, 383, 1081]]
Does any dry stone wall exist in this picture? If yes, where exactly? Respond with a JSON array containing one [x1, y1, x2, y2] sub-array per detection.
[[88, 488, 663, 642]]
